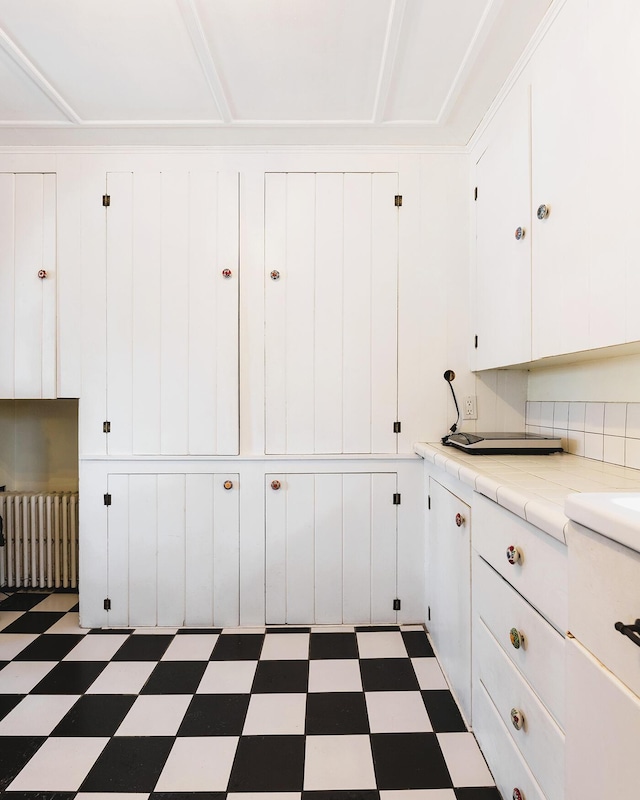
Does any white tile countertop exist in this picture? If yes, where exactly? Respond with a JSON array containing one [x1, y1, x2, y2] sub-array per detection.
[[565, 492, 640, 554], [414, 442, 640, 544]]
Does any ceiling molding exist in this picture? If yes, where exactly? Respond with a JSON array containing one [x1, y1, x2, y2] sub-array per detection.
[[0, 27, 82, 124], [177, 0, 232, 123], [372, 0, 408, 124]]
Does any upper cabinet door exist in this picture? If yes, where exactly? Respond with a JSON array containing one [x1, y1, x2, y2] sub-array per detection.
[[0, 173, 57, 399], [265, 172, 399, 455], [474, 86, 532, 370], [105, 171, 239, 456]]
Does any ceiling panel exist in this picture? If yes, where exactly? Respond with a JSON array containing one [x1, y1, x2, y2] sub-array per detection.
[[385, 0, 491, 121], [194, 0, 391, 121], [0, 0, 222, 121], [0, 45, 68, 122]]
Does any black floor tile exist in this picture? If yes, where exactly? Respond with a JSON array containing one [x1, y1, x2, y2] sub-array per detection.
[[69, 603, 80, 612], [210, 633, 264, 661], [140, 661, 208, 694], [355, 626, 399, 632], [0, 736, 46, 791], [0, 660, 9, 671], [402, 629, 434, 657], [0, 694, 24, 721], [360, 659, 420, 691], [3, 792, 76, 799], [51, 694, 137, 736], [455, 789, 502, 800], [228, 735, 305, 792], [422, 690, 467, 732], [111, 634, 174, 661], [176, 628, 222, 635], [14, 634, 85, 661], [177, 694, 250, 736], [370, 732, 453, 790], [2, 612, 65, 634], [79, 736, 176, 793], [309, 632, 359, 659], [251, 659, 309, 693], [305, 692, 370, 734], [30, 661, 107, 694], [303, 793, 380, 800], [152, 795, 226, 800], [0, 593, 50, 611], [266, 627, 311, 633]]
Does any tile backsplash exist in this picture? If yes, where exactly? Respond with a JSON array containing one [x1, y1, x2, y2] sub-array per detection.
[[526, 401, 640, 469]]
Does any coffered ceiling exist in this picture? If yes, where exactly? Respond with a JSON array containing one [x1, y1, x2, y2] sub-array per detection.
[[0, 0, 553, 146]]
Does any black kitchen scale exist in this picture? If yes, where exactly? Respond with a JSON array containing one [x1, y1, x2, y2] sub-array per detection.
[[444, 431, 563, 455]]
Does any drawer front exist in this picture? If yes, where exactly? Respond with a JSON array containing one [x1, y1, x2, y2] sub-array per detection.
[[568, 521, 640, 698], [474, 492, 568, 631], [474, 553, 566, 729], [475, 617, 565, 800], [473, 678, 547, 800]]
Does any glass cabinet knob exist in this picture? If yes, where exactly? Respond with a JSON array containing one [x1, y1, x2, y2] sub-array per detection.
[[270, 270, 280, 280], [510, 707, 525, 730], [506, 545, 523, 565], [271, 480, 281, 490], [222, 269, 232, 278], [514, 226, 525, 240], [513, 789, 525, 800], [38, 269, 47, 279], [510, 627, 525, 650], [537, 203, 550, 220], [455, 512, 465, 527]]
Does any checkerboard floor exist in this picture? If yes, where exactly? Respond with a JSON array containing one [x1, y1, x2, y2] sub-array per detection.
[[0, 591, 501, 799]]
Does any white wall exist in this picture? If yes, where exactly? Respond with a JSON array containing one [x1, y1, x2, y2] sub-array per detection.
[[528, 353, 640, 402]]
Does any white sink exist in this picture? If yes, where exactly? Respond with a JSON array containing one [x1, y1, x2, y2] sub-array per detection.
[[565, 492, 640, 554]]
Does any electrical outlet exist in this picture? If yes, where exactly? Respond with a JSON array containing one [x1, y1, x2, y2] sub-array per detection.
[[463, 395, 477, 420]]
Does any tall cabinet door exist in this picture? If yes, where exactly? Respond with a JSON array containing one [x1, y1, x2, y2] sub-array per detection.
[[0, 173, 57, 399], [265, 173, 399, 455], [266, 472, 398, 625], [106, 472, 240, 627], [105, 171, 239, 456]]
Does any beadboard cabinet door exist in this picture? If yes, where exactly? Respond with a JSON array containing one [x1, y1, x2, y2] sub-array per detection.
[[265, 472, 398, 625], [265, 173, 399, 455], [0, 173, 57, 399], [105, 473, 240, 627], [105, 171, 239, 456]]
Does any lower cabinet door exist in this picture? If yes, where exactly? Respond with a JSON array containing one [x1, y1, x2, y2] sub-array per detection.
[[566, 637, 640, 800], [106, 473, 240, 627], [428, 478, 471, 723], [265, 472, 398, 625]]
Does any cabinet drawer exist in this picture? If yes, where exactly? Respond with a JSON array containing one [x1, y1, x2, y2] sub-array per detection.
[[474, 553, 565, 729], [475, 617, 565, 800], [568, 520, 640, 698], [474, 492, 568, 632], [473, 678, 547, 800]]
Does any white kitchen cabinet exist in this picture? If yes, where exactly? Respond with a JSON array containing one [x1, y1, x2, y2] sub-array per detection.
[[265, 172, 399, 455], [106, 472, 240, 628], [105, 170, 239, 456], [0, 173, 57, 399], [265, 472, 398, 625], [427, 477, 471, 723], [474, 84, 531, 370]]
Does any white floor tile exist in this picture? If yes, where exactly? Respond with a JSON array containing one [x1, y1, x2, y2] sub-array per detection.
[[31, 594, 79, 612], [437, 732, 494, 787], [8, 737, 109, 791], [242, 693, 306, 735], [401, 625, 427, 632], [0, 633, 39, 660], [356, 631, 408, 659], [63, 634, 129, 661], [411, 657, 449, 690], [85, 661, 155, 694], [308, 659, 363, 693], [115, 694, 192, 736], [260, 633, 310, 660], [132, 627, 178, 635], [304, 735, 376, 790], [380, 792, 456, 800], [76, 795, 149, 800], [0, 661, 57, 693], [161, 633, 219, 661], [220, 627, 265, 634], [46, 612, 89, 634], [310, 626, 355, 633], [155, 736, 238, 792], [0, 694, 79, 735], [365, 691, 432, 733], [227, 794, 301, 800], [197, 660, 258, 694], [0, 611, 26, 631]]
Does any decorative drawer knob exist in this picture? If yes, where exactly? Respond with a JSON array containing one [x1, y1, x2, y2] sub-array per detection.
[[270, 270, 280, 280], [513, 789, 525, 800], [510, 707, 525, 730], [514, 226, 525, 240], [506, 545, 523, 565], [223, 480, 233, 490], [37, 269, 47, 279], [222, 269, 232, 278], [271, 480, 281, 490], [455, 512, 464, 527], [510, 627, 525, 650], [536, 203, 550, 220]]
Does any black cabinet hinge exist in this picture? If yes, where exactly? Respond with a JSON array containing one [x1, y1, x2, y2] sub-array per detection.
[[474, 335, 478, 349], [103, 598, 111, 611], [393, 421, 401, 434], [394, 195, 402, 207], [393, 598, 401, 611], [474, 186, 478, 201], [102, 194, 110, 207], [103, 421, 111, 433], [427, 605, 431, 621], [393, 493, 401, 505], [104, 493, 111, 506], [428, 495, 431, 510]]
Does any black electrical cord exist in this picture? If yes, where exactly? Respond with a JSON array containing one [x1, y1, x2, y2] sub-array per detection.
[[441, 370, 460, 444]]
